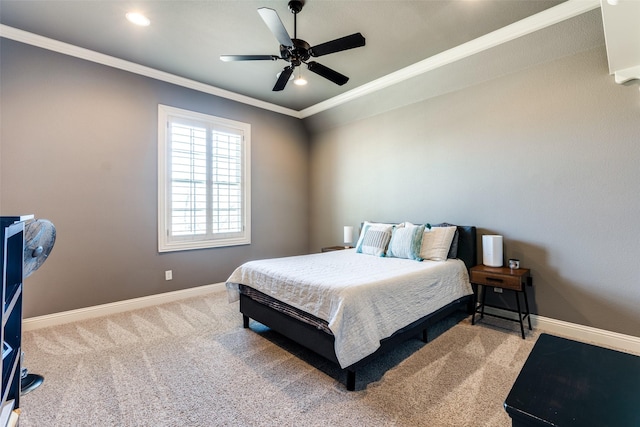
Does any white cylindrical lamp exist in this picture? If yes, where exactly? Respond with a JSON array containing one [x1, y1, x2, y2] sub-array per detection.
[[343, 226, 354, 248], [482, 235, 503, 267]]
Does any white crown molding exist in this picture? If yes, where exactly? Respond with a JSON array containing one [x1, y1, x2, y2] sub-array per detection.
[[1, 0, 600, 119], [299, 0, 600, 118], [0, 25, 301, 119], [22, 282, 226, 331]]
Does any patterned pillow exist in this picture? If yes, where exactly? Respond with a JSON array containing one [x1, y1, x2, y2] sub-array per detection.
[[387, 223, 425, 261], [355, 222, 398, 248], [420, 226, 457, 261], [356, 223, 393, 257]]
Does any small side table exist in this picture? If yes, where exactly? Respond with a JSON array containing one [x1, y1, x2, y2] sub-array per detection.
[[470, 265, 532, 339], [321, 245, 354, 252]]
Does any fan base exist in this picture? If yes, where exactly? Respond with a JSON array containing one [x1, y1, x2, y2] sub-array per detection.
[[21, 373, 44, 395]]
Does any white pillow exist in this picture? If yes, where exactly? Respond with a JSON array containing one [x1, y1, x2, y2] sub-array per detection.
[[420, 226, 456, 261]]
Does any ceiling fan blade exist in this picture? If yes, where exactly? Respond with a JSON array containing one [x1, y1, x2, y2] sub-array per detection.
[[220, 55, 279, 62], [309, 33, 366, 57], [273, 66, 294, 91], [258, 7, 293, 47], [307, 61, 349, 86]]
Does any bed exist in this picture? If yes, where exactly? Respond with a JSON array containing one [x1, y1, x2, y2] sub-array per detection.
[[226, 222, 477, 390]]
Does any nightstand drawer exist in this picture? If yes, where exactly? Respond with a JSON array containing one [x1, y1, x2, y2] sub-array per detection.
[[470, 270, 524, 290]]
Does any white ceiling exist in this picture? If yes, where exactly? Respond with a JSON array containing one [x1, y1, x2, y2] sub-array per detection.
[[1, 0, 576, 113]]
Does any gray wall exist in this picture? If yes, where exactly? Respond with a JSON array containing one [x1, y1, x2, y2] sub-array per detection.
[[0, 40, 310, 318], [306, 45, 640, 337], [2, 19, 640, 340]]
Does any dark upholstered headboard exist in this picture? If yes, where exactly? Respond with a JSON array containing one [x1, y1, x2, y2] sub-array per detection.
[[455, 226, 477, 271]]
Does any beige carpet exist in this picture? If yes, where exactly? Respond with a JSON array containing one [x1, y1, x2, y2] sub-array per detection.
[[19, 290, 538, 426]]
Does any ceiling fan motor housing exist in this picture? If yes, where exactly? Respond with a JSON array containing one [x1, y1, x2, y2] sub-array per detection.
[[280, 39, 310, 66]]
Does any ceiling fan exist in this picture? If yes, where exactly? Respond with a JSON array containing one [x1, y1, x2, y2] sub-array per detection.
[[220, 0, 366, 91]]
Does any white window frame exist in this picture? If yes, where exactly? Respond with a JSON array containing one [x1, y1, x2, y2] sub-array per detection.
[[158, 104, 251, 252]]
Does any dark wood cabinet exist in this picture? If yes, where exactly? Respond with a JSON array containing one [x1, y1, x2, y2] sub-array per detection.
[[505, 334, 640, 426]]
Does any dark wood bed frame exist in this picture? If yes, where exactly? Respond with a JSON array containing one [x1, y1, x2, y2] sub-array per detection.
[[239, 225, 477, 391]]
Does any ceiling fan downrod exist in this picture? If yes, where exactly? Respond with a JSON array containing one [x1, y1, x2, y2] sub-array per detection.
[[281, 1, 308, 68], [289, 1, 303, 41]]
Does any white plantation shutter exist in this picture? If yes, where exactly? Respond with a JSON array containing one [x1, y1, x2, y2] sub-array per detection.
[[210, 130, 243, 234], [170, 122, 208, 237], [158, 105, 251, 252]]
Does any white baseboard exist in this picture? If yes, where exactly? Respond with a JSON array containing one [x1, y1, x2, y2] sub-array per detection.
[[483, 307, 640, 355], [24, 286, 640, 356], [23, 282, 226, 331]]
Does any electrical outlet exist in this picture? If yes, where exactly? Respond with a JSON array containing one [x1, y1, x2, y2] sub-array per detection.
[[165, 270, 173, 281], [493, 287, 503, 293]]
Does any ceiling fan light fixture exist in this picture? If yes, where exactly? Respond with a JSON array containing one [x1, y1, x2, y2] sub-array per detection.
[[294, 71, 307, 86], [126, 12, 150, 26]]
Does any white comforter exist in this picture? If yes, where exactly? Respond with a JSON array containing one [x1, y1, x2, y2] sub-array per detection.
[[226, 249, 472, 368]]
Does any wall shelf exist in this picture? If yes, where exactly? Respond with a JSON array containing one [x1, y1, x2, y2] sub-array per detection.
[[601, 0, 640, 84]]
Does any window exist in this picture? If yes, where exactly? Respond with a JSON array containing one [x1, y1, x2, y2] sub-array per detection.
[[158, 105, 250, 252]]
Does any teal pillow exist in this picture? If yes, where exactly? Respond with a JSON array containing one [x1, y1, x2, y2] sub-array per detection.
[[387, 224, 426, 261]]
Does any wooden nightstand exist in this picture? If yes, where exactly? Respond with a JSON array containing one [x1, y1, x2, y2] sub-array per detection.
[[321, 245, 354, 252], [470, 265, 532, 339]]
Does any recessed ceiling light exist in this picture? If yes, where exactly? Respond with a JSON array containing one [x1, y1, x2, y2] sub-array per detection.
[[126, 12, 150, 27]]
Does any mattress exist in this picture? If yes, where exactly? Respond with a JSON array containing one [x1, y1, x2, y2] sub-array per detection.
[[238, 284, 333, 335], [226, 249, 473, 368]]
